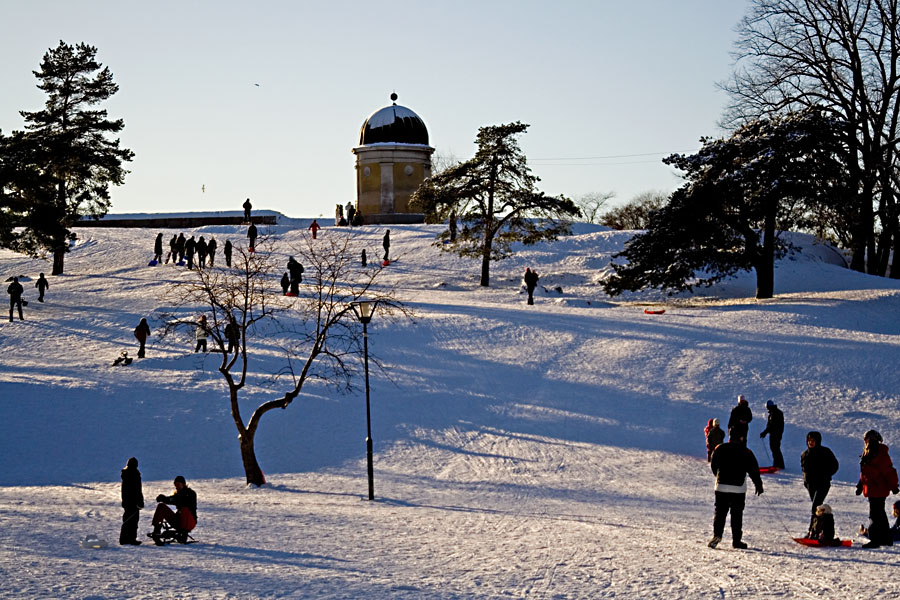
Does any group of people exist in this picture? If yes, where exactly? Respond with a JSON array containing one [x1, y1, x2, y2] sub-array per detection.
[[131, 313, 241, 359], [282, 257, 305, 296], [335, 202, 363, 227], [158, 233, 228, 270], [119, 457, 197, 546], [6, 274, 49, 322], [706, 394, 900, 549]]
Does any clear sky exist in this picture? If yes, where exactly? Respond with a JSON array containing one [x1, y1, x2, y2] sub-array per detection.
[[0, 1, 748, 218]]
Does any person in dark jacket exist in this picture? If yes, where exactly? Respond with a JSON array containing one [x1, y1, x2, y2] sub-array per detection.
[[175, 233, 186, 263], [361, 249, 367, 267], [759, 400, 785, 469], [287, 256, 304, 295], [7, 277, 24, 322], [119, 457, 144, 545], [196, 236, 208, 268], [134, 317, 152, 358], [382, 229, 390, 260], [185, 235, 196, 269], [224, 317, 240, 354], [523, 268, 539, 305], [280, 272, 290, 296], [223, 239, 233, 267], [800, 431, 839, 537], [166, 234, 177, 264], [35, 273, 49, 302], [206, 236, 217, 267], [247, 223, 258, 251], [705, 418, 725, 462], [149, 475, 197, 543], [856, 429, 900, 548], [709, 426, 764, 549], [153, 233, 164, 263], [727, 395, 752, 442], [243, 198, 252, 222]]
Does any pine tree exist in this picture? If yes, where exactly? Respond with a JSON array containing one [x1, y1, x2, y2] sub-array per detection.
[[412, 122, 580, 287], [0, 41, 133, 274]]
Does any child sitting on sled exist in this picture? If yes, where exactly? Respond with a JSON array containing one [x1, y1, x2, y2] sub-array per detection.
[[809, 504, 843, 546]]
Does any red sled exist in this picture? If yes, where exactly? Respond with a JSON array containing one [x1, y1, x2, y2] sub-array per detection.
[[759, 466, 782, 474], [643, 308, 665, 315], [284, 292, 298, 297], [793, 537, 852, 547], [382, 260, 390, 267], [248, 248, 256, 253]]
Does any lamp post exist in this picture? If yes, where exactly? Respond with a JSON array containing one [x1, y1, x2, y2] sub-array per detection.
[[350, 300, 378, 500]]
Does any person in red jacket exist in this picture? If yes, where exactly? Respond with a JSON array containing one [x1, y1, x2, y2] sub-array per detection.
[[856, 430, 900, 548], [308, 219, 321, 239]]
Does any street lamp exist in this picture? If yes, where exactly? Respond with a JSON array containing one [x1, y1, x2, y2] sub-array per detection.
[[350, 300, 378, 500]]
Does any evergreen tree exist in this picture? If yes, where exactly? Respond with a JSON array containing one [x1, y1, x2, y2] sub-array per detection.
[[603, 110, 849, 299], [412, 122, 579, 287], [0, 41, 133, 274]]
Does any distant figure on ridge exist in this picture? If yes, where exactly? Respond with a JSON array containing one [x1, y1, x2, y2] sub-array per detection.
[[153, 233, 163, 264], [185, 235, 196, 269], [247, 223, 258, 252], [243, 198, 252, 222], [760, 400, 785, 470], [196, 236, 208, 269], [382, 229, 391, 261], [308, 219, 320, 240], [206, 236, 217, 267], [346, 202, 356, 227], [7, 276, 24, 322], [134, 317, 152, 358], [523, 267, 539, 305], [166, 234, 177, 264], [119, 457, 144, 546], [223, 239, 233, 267], [35, 273, 49, 302], [175, 233, 186, 263]]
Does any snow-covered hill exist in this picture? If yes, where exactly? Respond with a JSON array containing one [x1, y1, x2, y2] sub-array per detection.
[[2, 223, 899, 599]]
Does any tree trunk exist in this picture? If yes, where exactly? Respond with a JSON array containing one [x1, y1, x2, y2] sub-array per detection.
[[52, 246, 65, 275], [891, 233, 900, 279], [755, 209, 776, 299], [480, 242, 491, 287], [239, 434, 265, 486]]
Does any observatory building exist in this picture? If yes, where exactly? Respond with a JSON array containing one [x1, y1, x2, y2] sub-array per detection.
[[352, 94, 434, 224]]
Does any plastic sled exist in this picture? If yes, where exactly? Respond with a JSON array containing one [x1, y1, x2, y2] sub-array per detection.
[[285, 292, 298, 297], [382, 260, 390, 267], [80, 534, 109, 549], [793, 537, 852, 547], [643, 308, 665, 315], [148, 260, 158, 266], [759, 466, 782, 474]]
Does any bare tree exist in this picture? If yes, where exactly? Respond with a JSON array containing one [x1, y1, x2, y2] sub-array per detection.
[[159, 234, 408, 486], [721, 0, 900, 274], [600, 191, 668, 230], [575, 191, 615, 224]]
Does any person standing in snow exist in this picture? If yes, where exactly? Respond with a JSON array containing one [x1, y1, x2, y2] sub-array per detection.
[[382, 229, 390, 261], [705, 418, 725, 462], [153, 233, 164, 264], [308, 219, 321, 240], [206, 237, 217, 267], [280, 272, 290, 296], [523, 268, 539, 305], [175, 233, 186, 263], [727, 395, 752, 442], [287, 256, 304, 295], [800, 431, 839, 537], [35, 273, 49, 302], [196, 236, 208, 269], [361, 249, 367, 267], [166, 234, 177, 264], [759, 400, 785, 469], [243, 198, 252, 222], [7, 276, 24, 322], [134, 317, 152, 358], [708, 426, 764, 549], [856, 430, 900, 548], [194, 315, 209, 352], [119, 457, 144, 545], [247, 223, 258, 251], [224, 316, 240, 354], [185, 235, 196, 269]]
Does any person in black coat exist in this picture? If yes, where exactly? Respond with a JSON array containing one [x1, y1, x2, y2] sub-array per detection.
[[175, 233, 186, 263], [243, 198, 252, 222], [7, 277, 24, 322], [523, 268, 539, 305], [709, 426, 764, 549], [153, 233, 164, 263], [280, 272, 290, 296], [119, 457, 144, 545], [35, 273, 49, 302], [760, 400, 785, 469], [224, 317, 240, 354], [727, 395, 753, 442], [150, 475, 198, 542], [134, 317, 152, 358], [801, 430, 839, 536], [382, 229, 391, 261], [207, 237, 217, 267], [196, 236, 208, 268], [287, 257, 304, 295], [223, 239, 233, 267], [247, 223, 258, 251], [185, 236, 196, 269]]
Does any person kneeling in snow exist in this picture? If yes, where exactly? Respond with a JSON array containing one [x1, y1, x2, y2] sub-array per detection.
[[808, 504, 843, 546], [149, 475, 197, 543], [860, 500, 900, 542]]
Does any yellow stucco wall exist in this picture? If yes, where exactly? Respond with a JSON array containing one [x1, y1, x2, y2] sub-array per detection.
[[356, 162, 381, 216]]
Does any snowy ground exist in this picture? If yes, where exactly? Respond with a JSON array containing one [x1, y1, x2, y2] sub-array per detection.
[[2, 222, 900, 599]]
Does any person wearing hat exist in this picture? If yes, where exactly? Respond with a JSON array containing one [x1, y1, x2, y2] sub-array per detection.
[[759, 400, 785, 469], [800, 431, 839, 537], [856, 430, 900, 548], [727, 395, 752, 444], [149, 475, 198, 543], [119, 457, 144, 545], [705, 418, 725, 462], [7, 276, 24, 322], [808, 504, 842, 545], [708, 425, 764, 549]]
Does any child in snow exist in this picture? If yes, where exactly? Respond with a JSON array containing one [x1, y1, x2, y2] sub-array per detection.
[[119, 457, 144, 545], [705, 418, 725, 462], [194, 315, 208, 352], [860, 500, 900, 542], [280, 272, 290, 295], [808, 503, 842, 546]]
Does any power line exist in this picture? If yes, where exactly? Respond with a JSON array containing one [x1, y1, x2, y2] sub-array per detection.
[[529, 149, 696, 162]]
